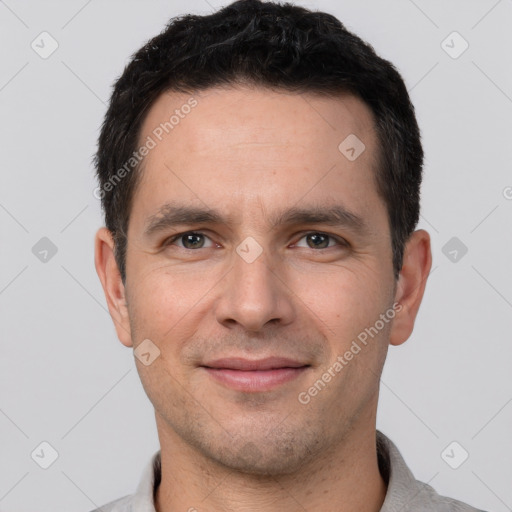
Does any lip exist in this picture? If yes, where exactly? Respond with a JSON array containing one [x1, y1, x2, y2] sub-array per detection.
[[203, 356, 307, 371], [201, 357, 310, 392]]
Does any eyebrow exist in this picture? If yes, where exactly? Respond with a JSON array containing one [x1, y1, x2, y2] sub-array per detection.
[[143, 201, 369, 238]]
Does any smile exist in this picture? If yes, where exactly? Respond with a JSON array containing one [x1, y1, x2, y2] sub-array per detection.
[[201, 357, 310, 392]]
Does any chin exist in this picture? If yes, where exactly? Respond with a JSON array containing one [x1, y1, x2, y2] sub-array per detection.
[[215, 450, 305, 476], [205, 428, 322, 477]]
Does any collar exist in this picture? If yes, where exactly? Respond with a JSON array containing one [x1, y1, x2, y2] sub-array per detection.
[[126, 430, 452, 511]]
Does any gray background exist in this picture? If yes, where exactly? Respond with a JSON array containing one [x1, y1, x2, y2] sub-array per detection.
[[0, 0, 511, 510]]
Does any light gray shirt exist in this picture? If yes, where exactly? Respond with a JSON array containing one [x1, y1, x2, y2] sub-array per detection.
[[90, 430, 486, 512]]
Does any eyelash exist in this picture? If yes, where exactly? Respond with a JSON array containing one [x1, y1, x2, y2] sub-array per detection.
[[162, 231, 348, 250]]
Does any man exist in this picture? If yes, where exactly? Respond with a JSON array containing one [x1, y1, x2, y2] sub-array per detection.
[[92, 0, 485, 510]]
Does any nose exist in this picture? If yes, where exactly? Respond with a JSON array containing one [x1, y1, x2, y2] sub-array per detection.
[[214, 245, 296, 332]]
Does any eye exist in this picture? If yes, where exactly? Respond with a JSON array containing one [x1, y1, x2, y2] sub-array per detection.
[[164, 231, 215, 249], [294, 232, 347, 249]]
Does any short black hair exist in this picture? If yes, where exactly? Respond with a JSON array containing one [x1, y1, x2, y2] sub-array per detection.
[[95, 0, 423, 284]]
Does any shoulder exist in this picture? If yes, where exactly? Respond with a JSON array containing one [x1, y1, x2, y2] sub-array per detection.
[[404, 478, 488, 512], [376, 431, 487, 512], [88, 494, 133, 512]]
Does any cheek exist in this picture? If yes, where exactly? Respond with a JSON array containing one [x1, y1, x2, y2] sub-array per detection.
[[291, 266, 388, 345], [127, 266, 215, 346]]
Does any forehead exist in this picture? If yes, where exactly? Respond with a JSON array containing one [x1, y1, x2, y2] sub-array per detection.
[[140, 85, 377, 158], [131, 85, 384, 233]]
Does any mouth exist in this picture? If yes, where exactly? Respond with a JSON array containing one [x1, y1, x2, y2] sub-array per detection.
[[200, 357, 311, 392]]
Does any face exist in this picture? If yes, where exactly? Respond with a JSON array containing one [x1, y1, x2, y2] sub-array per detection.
[[96, 85, 429, 475]]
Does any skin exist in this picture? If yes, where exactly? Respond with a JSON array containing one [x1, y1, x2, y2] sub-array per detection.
[[95, 85, 432, 512]]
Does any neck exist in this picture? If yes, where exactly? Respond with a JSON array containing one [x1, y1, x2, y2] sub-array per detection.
[[154, 413, 387, 512]]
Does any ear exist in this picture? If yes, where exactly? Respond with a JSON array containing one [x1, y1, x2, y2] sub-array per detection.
[[94, 227, 133, 347], [389, 229, 432, 346]]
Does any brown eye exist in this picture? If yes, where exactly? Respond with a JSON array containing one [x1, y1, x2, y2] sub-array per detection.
[[295, 232, 345, 249], [181, 233, 205, 249], [307, 233, 329, 249], [166, 232, 214, 249]]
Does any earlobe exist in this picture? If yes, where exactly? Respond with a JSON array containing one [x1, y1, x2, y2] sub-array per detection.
[[389, 229, 432, 347], [94, 227, 133, 347]]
